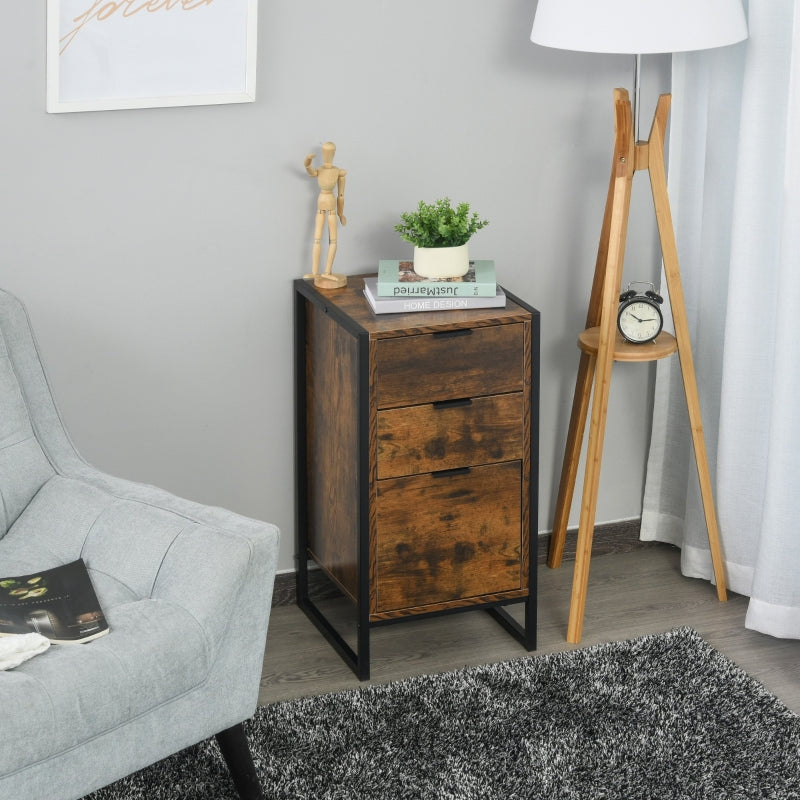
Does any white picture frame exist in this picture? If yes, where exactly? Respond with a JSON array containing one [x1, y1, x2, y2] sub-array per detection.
[[46, 0, 258, 113]]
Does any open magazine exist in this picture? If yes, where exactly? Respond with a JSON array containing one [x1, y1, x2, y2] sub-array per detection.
[[0, 559, 109, 643]]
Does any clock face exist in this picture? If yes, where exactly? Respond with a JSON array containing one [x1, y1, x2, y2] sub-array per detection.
[[618, 299, 663, 343]]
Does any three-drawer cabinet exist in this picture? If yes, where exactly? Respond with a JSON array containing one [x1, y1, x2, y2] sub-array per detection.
[[294, 275, 539, 679]]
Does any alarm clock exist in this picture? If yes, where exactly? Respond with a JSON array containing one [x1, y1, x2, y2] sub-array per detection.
[[617, 282, 664, 344]]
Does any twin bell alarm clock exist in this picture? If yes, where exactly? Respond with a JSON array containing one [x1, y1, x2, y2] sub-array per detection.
[[617, 281, 664, 344]]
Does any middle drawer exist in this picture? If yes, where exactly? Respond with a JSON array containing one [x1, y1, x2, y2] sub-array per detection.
[[377, 393, 524, 479]]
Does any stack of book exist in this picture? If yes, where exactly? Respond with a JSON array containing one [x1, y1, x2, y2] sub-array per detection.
[[363, 259, 505, 315]]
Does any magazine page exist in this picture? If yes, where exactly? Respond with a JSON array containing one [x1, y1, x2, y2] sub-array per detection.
[[0, 559, 109, 644]]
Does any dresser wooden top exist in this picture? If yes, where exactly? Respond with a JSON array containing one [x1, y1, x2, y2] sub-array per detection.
[[295, 274, 535, 338]]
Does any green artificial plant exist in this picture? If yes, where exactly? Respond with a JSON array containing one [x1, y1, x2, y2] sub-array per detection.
[[394, 197, 489, 248]]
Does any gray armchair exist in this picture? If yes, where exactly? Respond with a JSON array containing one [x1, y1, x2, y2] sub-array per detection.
[[0, 288, 279, 800]]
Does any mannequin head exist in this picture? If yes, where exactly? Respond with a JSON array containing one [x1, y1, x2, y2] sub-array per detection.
[[321, 142, 336, 165]]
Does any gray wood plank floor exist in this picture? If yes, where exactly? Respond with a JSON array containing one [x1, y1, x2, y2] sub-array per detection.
[[259, 543, 800, 713]]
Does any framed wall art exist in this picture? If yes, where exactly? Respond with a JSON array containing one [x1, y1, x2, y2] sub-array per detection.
[[46, 0, 258, 113]]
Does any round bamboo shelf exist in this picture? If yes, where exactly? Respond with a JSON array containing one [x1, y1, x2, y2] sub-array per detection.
[[578, 326, 678, 362]]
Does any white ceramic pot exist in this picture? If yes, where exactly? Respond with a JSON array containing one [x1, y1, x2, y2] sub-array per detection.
[[413, 244, 470, 279]]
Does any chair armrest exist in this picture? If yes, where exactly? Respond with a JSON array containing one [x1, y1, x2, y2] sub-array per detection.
[[151, 516, 280, 656]]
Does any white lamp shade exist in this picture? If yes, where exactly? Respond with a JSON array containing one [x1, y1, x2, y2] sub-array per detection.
[[531, 0, 748, 54]]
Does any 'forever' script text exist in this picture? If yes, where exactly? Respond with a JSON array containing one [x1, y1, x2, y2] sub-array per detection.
[[60, 0, 216, 54]]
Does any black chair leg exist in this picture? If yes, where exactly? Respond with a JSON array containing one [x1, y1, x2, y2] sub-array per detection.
[[215, 723, 265, 800]]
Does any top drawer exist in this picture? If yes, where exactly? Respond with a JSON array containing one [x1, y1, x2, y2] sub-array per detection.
[[375, 322, 525, 408]]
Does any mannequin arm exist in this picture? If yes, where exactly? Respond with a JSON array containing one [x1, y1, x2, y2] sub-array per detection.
[[337, 171, 347, 225]]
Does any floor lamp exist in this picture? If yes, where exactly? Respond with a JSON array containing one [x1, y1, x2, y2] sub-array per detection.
[[530, 0, 748, 643]]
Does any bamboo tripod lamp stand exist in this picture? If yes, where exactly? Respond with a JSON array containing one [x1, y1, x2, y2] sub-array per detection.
[[549, 88, 728, 643]]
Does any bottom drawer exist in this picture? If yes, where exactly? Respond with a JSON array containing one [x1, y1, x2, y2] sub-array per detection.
[[375, 461, 523, 613]]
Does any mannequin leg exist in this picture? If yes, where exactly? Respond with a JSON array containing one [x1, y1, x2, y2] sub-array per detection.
[[304, 212, 325, 280]]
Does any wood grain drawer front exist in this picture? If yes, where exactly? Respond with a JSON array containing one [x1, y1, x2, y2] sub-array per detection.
[[375, 323, 525, 408], [375, 461, 523, 612], [377, 393, 524, 479]]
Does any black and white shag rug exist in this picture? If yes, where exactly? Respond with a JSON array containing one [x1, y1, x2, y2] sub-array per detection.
[[86, 627, 800, 799]]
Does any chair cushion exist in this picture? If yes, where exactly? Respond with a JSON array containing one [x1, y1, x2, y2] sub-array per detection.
[[0, 597, 211, 773], [0, 475, 225, 774], [1, 475, 252, 645]]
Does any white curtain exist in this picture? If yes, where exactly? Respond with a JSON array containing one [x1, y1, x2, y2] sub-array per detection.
[[642, 0, 800, 639]]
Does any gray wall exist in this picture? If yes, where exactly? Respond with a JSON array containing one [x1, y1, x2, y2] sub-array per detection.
[[3, 2, 668, 573]]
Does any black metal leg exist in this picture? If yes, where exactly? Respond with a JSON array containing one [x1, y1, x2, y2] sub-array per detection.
[[215, 723, 264, 800], [486, 595, 537, 651], [298, 593, 370, 680]]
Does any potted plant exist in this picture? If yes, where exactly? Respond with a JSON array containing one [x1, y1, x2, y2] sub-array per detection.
[[394, 197, 489, 279]]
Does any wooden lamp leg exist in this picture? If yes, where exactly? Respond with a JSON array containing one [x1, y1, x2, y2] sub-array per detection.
[[549, 89, 637, 570], [566, 91, 636, 643], [645, 96, 728, 601], [548, 351, 596, 567]]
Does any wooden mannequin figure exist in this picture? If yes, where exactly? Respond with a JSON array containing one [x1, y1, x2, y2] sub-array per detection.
[[304, 142, 347, 288]]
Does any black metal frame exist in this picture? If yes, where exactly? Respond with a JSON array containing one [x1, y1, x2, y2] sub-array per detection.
[[294, 279, 540, 680], [294, 279, 372, 679]]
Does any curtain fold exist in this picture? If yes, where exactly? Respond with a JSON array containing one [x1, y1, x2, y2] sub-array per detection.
[[642, 0, 800, 639]]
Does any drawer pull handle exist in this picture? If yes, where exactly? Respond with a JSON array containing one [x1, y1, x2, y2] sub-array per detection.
[[433, 398, 472, 410], [432, 328, 473, 340], [432, 466, 471, 478]]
